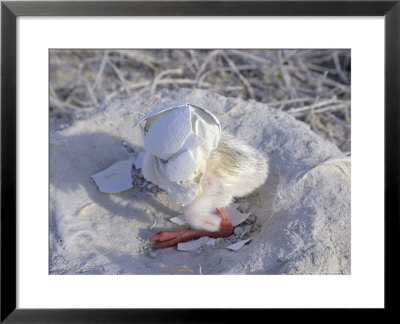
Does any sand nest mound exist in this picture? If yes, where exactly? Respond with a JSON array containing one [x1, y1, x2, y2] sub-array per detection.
[[50, 89, 350, 275]]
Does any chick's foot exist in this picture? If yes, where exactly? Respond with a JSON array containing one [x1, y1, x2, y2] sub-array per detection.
[[150, 207, 233, 249]]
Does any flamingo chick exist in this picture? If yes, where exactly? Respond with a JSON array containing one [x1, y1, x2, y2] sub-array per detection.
[[137, 103, 269, 249]]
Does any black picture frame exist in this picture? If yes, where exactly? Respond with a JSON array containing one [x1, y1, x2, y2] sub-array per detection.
[[1, 0, 398, 322]]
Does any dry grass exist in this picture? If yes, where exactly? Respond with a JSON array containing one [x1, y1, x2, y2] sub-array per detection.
[[49, 49, 351, 152]]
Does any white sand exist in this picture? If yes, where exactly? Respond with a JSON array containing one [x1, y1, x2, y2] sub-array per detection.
[[49, 89, 350, 274]]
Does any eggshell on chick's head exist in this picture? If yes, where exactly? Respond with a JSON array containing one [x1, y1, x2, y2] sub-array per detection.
[[137, 103, 221, 206], [143, 107, 192, 161]]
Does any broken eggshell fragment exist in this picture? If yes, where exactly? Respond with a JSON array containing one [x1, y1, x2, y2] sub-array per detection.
[[227, 204, 251, 227], [169, 214, 186, 225], [177, 237, 211, 251], [226, 238, 252, 251], [91, 159, 136, 194], [136, 103, 221, 206]]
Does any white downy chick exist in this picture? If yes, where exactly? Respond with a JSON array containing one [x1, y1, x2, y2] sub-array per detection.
[[137, 103, 268, 234], [183, 132, 269, 231]]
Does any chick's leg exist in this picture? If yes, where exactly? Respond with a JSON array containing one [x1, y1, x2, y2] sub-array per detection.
[[150, 207, 233, 249]]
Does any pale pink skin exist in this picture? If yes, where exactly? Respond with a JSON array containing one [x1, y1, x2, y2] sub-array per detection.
[[150, 207, 233, 249]]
